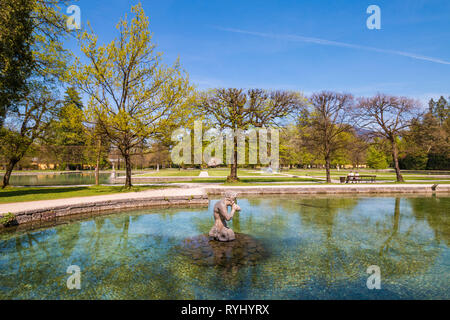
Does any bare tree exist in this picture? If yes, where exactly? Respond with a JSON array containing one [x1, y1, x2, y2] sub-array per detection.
[[356, 94, 420, 182], [299, 91, 355, 183], [198, 88, 305, 181]]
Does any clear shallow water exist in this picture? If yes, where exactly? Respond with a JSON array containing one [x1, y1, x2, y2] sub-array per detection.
[[0, 173, 114, 186], [0, 195, 449, 299]]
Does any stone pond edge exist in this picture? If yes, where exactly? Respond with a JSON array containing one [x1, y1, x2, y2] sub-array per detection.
[[1, 184, 449, 228]]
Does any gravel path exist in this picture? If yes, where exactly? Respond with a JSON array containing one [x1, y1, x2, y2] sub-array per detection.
[[0, 187, 206, 214]]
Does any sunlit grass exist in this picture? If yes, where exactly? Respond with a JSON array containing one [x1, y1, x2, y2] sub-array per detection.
[[0, 185, 167, 204], [138, 168, 284, 177]]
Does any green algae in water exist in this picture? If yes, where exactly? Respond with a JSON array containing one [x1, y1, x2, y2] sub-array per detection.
[[0, 195, 449, 299]]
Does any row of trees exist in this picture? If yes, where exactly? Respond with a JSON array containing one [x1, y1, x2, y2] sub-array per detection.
[[0, 0, 70, 188], [1, 2, 448, 188]]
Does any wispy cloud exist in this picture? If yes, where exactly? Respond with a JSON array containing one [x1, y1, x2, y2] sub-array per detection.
[[215, 26, 450, 66]]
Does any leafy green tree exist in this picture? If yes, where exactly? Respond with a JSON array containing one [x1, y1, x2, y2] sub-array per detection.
[[433, 96, 449, 126], [64, 87, 83, 109], [402, 98, 449, 170], [344, 132, 368, 168], [31, 0, 70, 83], [46, 87, 86, 168], [0, 0, 71, 179], [0, 0, 34, 127], [70, 4, 193, 187], [58, 88, 85, 146], [366, 145, 389, 169], [84, 124, 109, 185], [279, 124, 305, 168]]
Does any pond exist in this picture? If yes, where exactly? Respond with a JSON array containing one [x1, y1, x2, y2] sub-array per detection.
[[0, 172, 115, 186], [0, 195, 449, 299]]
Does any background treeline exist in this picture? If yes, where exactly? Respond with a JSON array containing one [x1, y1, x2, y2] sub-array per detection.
[[0, 1, 448, 187], [281, 95, 449, 171]]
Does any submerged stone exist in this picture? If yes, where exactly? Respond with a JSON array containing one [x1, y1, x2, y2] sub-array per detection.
[[179, 233, 269, 268]]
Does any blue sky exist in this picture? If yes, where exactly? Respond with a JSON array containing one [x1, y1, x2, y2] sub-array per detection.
[[66, 0, 450, 105]]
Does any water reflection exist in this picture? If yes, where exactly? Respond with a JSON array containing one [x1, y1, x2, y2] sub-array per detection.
[[0, 172, 113, 186], [0, 195, 448, 299]]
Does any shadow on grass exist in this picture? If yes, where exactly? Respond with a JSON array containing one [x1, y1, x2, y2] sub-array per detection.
[[177, 177, 320, 184], [0, 187, 88, 198]]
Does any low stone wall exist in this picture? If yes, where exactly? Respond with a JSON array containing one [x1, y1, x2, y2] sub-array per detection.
[[2, 184, 449, 230], [0, 195, 208, 229]]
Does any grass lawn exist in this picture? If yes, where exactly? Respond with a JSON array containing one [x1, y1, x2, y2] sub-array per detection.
[[167, 177, 321, 183], [221, 181, 450, 186], [138, 168, 284, 177], [286, 169, 449, 180], [0, 185, 167, 204], [138, 169, 201, 176]]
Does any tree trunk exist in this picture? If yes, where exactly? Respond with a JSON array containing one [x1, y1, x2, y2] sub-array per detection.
[[95, 140, 101, 186], [227, 136, 239, 182], [2, 158, 18, 189], [380, 197, 401, 254], [124, 153, 132, 188], [390, 139, 404, 182], [95, 161, 100, 186], [325, 155, 331, 183]]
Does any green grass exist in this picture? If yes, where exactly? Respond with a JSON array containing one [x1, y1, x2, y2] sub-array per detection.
[[286, 169, 449, 180], [221, 181, 450, 186], [167, 177, 321, 184], [221, 182, 319, 186], [138, 168, 284, 177], [403, 177, 450, 181], [138, 169, 201, 176], [0, 185, 166, 204], [207, 169, 279, 176]]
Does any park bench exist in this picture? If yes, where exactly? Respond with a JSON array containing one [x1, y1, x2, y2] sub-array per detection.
[[339, 175, 376, 183]]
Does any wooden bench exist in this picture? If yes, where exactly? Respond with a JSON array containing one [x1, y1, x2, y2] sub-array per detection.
[[340, 175, 376, 183]]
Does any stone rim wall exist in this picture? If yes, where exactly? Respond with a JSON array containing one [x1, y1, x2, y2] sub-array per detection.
[[2, 184, 449, 230], [0, 195, 208, 230]]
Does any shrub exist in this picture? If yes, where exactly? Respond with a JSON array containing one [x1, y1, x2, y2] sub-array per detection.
[[0, 212, 16, 227], [366, 145, 389, 169]]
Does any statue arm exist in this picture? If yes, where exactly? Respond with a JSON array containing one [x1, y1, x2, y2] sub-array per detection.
[[218, 203, 234, 221], [226, 205, 236, 221]]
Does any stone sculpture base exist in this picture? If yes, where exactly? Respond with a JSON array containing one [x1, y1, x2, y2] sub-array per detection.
[[179, 233, 268, 268], [208, 225, 235, 242]]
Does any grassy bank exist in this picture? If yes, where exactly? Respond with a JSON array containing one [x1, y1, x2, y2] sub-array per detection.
[[0, 185, 167, 204], [138, 168, 283, 177], [165, 177, 321, 183]]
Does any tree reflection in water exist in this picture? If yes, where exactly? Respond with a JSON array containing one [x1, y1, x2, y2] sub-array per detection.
[[0, 195, 448, 299]]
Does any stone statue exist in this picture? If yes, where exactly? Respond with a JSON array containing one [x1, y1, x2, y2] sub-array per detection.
[[209, 191, 241, 242]]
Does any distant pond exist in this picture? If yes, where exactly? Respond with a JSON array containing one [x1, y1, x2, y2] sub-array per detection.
[[0, 172, 117, 186]]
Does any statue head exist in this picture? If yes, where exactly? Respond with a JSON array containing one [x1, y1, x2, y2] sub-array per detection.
[[224, 191, 238, 206]]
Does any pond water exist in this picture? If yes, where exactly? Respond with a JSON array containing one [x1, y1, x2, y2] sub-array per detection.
[[0, 172, 115, 186], [0, 195, 449, 299]]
